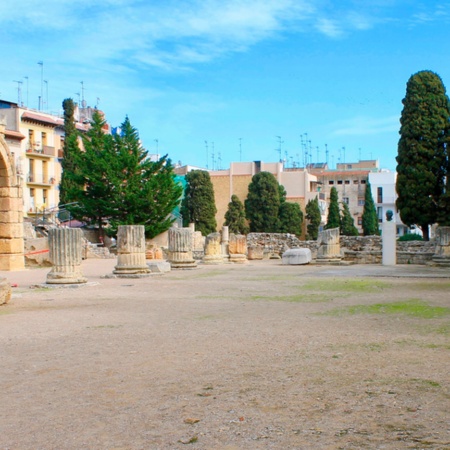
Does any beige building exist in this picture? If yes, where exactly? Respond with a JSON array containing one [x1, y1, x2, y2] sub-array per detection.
[[177, 161, 323, 236]]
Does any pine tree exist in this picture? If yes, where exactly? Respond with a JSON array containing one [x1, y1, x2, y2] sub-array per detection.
[[325, 187, 340, 230], [180, 170, 217, 235], [340, 202, 359, 236], [362, 181, 380, 236], [245, 172, 280, 232], [278, 202, 303, 235], [396, 70, 450, 239], [224, 195, 249, 234], [305, 197, 321, 240], [108, 117, 182, 238], [59, 98, 83, 211]]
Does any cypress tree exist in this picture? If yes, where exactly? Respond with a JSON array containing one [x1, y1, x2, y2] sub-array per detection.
[[224, 195, 249, 234], [59, 98, 83, 210], [278, 202, 303, 235], [305, 197, 321, 240], [340, 202, 359, 236], [180, 170, 217, 235], [396, 70, 450, 239], [245, 171, 280, 232], [325, 187, 340, 230], [362, 181, 380, 235]]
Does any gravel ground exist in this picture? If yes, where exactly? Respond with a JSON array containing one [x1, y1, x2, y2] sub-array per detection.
[[1, 259, 449, 449]]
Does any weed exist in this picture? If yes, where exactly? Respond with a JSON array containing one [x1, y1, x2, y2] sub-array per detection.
[[302, 278, 391, 293], [250, 294, 331, 303]]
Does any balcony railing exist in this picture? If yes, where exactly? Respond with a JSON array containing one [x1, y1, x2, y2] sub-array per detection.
[[26, 173, 56, 185]]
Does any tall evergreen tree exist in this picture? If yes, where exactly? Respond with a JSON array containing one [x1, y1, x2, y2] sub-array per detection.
[[305, 197, 321, 240], [245, 171, 280, 232], [340, 202, 359, 236], [325, 187, 340, 230], [108, 117, 182, 238], [278, 202, 303, 235], [59, 98, 83, 210], [224, 195, 249, 234], [362, 181, 380, 236], [180, 170, 217, 235], [396, 70, 450, 239]]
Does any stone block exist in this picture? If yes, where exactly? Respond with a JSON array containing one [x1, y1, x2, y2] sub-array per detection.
[[147, 261, 171, 273], [0, 223, 23, 239], [248, 246, 264, 260], [0, 197, 22, 211], [282, 248, 312, 265], [0, 238, 24, 254], [0, 277, 11, 305], [0, 253, 25, 271]]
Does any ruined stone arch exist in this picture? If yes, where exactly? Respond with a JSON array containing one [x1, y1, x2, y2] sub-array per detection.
[[0, 122, 25, 271]]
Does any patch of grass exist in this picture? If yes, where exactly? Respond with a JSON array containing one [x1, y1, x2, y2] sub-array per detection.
[[323, 299, 450, 319], [0, 308, 12, 316], [433, 322, 450, 335], [302, 278, 391, 293], [250, 294, 331, 303], [244, 275, 299, 282], [410, 281, 450, 291]]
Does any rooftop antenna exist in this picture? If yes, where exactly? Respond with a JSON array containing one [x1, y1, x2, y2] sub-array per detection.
[[325, 144, 329, 165], [80, 81, 86, 108], [342, 146, 346, 168], [358, 147, 362, 161], [154, 139, 159, 157], [96, 97, 100, 108], [204, 140, 209, 169], [44, 80, 48, 111], [276, 136, 283, 162], [75, 92, 80, 105], [211, 141, 215, 170], [308, 140, 312, 165], [284, 149, 289, 167], [218, 151, 222, 170], [13, 80, 23, 105], [316, 146, 319, 164], [37, 61, 44, 110], [24, 76, 29, 107], [239, 137, 242, 162]]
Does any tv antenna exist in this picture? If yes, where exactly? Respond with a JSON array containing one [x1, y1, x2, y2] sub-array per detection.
[[13, 80, 23, 105]]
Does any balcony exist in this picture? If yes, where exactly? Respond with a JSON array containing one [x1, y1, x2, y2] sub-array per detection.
[[26, 173, 56, 186], [25, 145, 56, 158]]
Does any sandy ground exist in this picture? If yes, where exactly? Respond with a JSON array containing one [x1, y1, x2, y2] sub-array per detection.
[[1, 259, 450, 450]]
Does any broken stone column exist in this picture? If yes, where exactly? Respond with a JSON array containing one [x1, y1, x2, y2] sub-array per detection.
[[113, 225, 151, 277], [221, 226, 230, 260], [203, 232, 223, 264], [432, 226, 450, 267], [167, 227, 197, 269], [0, 277, 11, 305], [47, 228, 87, 284], [228, 233, 248, 264], [316, 227, 342, 264]]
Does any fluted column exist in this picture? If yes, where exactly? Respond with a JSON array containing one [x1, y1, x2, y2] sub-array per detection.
[[113, 225, 150, 276], [167, 227, 197, 269], [47, 228, 87, 284], [228, 233, 248, 264], [316, 227, 342, 262], [203, 232, 223, 264]]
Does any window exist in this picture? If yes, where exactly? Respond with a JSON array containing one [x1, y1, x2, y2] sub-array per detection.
[[42, 131, 47, 146], [377, 187, 383, 203], [30, 188, 35, 197], [353, 180, 359, 184], [345, 180, 350, 185], [343, 197, 349, 204], [328, 180, 334, 185], [361, 179, 367, 184], [337, 180, 343, 185], [357, 217, 362, 225], [377, 207, 383, 223], [358, 198, 365, 206], [43, 189, 48, 206], [347, 164, 352, 169]]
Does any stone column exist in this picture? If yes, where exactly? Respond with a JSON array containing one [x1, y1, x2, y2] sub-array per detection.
[[203, 232, 223, 264], [382, 221, 396, 265], [167, 227, 197, 269], [0, 277, 11, 305], [113, 225, 151, 277], [316, 228, 342, 263], [229, 233, 248, 263], [47, 228, 87, 284], [221, 226, 229, 260], [432, 226, 450, 267]]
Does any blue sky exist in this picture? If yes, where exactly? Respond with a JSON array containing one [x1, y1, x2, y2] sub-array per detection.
[[1, 0, 449, 171]]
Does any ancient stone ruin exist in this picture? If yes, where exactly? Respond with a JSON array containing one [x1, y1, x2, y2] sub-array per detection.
[[113, 225, 151, 277], [228, 233, 248, 264], [432, 226, 450, 267], [167, 227, 197, 269], [46, 228, 87, 284], [316, 227, 342, 264], [202, 232, 223, 264]]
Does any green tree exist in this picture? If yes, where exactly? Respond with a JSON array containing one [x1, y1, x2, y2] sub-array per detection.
[[108, 117, 182, 238], [325, 187, 340, 230], [340, 202, 359, 236], [278, 202, 303, 235], [59, 98, 83, 210], [396, 70, 450, 239], [305, 197, 321, 240], [224, 195, 249, 234], [180, 170, 217, 235], [362, 181, 380, 235], [245, 171, 280, 232]]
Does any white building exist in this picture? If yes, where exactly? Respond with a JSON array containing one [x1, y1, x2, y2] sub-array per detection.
[[369, 171, 409, 236]]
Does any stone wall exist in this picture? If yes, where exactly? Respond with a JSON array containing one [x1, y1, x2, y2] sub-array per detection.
[[247, 233, 435, 265]]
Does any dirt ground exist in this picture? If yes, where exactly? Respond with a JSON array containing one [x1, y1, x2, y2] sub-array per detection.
[[1, 259, 449, 450]]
